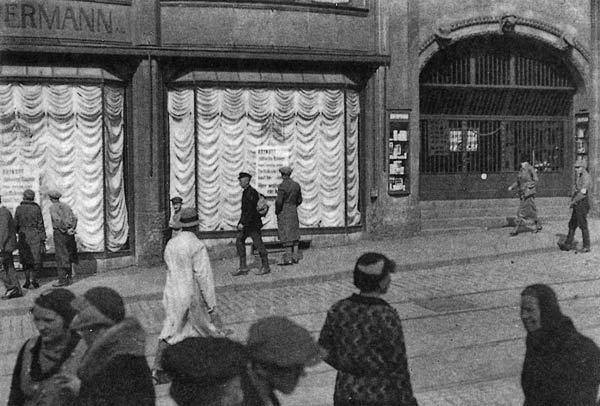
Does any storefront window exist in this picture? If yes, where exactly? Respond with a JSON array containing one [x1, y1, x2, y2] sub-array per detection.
[[0, 83, 129, 253], [168, 87, 360, 232]]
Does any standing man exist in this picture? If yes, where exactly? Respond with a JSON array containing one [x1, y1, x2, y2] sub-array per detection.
[[507, 154, 542, 236], [558, 160, 592, 253], [153, 207, 227, 385], [14, 189, 46, 289], [0, 195, 22, 300], [167, 196, 184, 240], [233, 172, 270, 276], [275, 166, 303, 265], [48, 190, 78, 287]]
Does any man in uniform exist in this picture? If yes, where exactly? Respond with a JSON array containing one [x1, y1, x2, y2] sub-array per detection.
[[14, 189, 46, 289], [48, 190, 78, 286], [233, 172, 270, 276], [0, 195, 22, 299], [558, 159, 592, 253]]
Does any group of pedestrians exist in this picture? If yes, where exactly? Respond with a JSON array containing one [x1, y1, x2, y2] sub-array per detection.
[[0, 189, 78, 300], [508, 156, 592, 253]]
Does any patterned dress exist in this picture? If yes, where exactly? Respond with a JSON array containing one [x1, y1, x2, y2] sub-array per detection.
[[319, 294, 418, 406]]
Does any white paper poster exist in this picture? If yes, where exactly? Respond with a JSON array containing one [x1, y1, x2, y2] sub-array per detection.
[[255, 146, 290, 197]]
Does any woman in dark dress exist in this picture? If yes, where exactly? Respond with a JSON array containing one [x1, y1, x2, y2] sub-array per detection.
[[319, 252, 418, 406], [520, 284, 600, 405], [8, 289, 84, 406]]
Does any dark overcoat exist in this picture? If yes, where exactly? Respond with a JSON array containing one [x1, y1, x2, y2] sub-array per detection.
[[239, 185, 262, 231], [0, 205, 17, 253], [14, 201, 46, 266], [275, 178, 302, 243]]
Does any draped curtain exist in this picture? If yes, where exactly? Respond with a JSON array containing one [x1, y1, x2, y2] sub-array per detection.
[[168, 86, 360, 232], [0, 83, 128, 253]]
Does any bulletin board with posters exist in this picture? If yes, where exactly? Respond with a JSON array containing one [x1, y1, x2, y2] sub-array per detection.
[[387, 110, 410, 196], [575, 112, 589, 168]]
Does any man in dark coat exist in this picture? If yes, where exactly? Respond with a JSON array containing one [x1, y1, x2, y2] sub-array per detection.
[[233, 172, 270, 276], [558, 160, 592, 253], [14, 189, 46, 289], [48, 190, 78, 287], [0, 195, 22, 299], [275, 166, 303, 265]]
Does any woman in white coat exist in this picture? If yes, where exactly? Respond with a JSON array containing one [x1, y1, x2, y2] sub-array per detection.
[[152, 208, 227, 384]]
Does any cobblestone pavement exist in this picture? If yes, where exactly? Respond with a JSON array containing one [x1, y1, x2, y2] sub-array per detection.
[[2, 243, 600, 405]]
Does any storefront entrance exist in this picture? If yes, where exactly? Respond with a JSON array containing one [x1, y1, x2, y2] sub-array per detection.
[[419, 36, 576, 200]]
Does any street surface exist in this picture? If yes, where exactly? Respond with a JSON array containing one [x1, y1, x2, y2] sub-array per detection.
[[1, 234, 600, 405]]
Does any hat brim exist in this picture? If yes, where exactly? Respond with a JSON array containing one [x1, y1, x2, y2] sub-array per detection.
[[172, 219, 200, 228]]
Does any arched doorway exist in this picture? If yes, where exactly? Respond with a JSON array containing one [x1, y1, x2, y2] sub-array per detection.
[[419, 35, 579, 200]]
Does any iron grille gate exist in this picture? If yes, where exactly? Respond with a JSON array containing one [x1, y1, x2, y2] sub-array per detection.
[[420, 117, 567, 174]]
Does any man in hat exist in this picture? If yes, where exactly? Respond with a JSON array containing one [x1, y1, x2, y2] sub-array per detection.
[[161, 317, 322, 406], [166, 196, 184, 240], [234, 172, 270, 276], [48, 190, 78, 287], [275, 166, 303, 265], [0, 195, 23, 299], [558, 159, 592, 253], [14, 189, 46, 289], [153, 207, 228, 385]]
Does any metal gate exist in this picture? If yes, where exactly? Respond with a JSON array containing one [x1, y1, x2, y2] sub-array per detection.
[[419, 36, 575, 200]]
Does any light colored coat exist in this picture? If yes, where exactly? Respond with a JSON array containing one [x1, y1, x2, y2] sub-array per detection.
[[275, 177, 302, 243], [159, 231, 219, 344]]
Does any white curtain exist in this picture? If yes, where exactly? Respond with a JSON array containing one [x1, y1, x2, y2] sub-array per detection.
[[168, 86, 360, 232], [0, 83, 128, 253]]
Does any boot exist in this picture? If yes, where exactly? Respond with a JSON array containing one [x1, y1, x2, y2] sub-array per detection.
[[292, 243, 301, 264], [581, 228, 591, 253], [558, 229, 575, 251], [510, 218, 521, 236], [279, 247, 293, 266], [254, 253, 271, 275], [533, 221, 542, 233], [31, 268, 40, 289], [232, 255, 249, 276], [53, 268, 71, 287], [23, 268, 31, 289]]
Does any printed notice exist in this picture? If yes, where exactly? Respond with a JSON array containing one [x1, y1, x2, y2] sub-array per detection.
[[255, 146, 290, 197]]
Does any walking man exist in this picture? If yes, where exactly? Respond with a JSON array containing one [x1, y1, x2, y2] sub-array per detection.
[[0, 195, 22, 299], [14, 189, 46, 289], [275, 166, 303, 265], [167, 196, 184, 240], [233, 172, 270, 276], [558, 159, 592, 253], [153, 207, 227, 385], [507, 154, 542, 236], [48, 190, 78, 287]]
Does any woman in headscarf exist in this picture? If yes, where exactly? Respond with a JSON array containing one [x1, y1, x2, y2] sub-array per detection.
[[520, 283, 600, 405], [319, 252, 418, 406], [8, 288, 85, 406]]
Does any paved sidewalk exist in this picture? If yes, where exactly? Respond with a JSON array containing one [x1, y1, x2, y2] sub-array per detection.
[[1, 219, 598, 314]]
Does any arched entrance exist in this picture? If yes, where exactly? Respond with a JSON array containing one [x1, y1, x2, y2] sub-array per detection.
[[419, 35, 579, 200]]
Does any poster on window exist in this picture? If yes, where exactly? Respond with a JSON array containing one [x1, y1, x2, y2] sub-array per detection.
[[429, 121, 449, 156], [255, 146, 291, 197], [0, 165, 41, 214]]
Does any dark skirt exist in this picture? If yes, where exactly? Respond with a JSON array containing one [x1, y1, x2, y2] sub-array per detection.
[[53, 230, 78, 269]]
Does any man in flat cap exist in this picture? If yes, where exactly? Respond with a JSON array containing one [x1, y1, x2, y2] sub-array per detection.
[[167, 196, 184, 240], [559, 159, 593, 253], [275, 166, 303, 265], [14, 189, 46, 289], [233, 172, 270, 276], [48, 190, 78, 287], [0, 195, 23, 299]]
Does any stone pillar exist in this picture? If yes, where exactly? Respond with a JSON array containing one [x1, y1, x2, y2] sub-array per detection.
[[131, 57, 167, 266], [590, 0, 600, 216]]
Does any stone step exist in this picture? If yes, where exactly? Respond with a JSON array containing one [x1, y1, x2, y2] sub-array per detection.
[[421, 214, 569, 232], [419, 197, 571, 210], [420, 206, 570, 219]]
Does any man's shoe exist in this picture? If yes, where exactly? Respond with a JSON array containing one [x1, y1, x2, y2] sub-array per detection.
[[23, 280, 31, 289], [579, 247, 591, 253], [558, 242, 574, 251], [278, 259, 294, 266], [231, 268, 249, 277], [253, 267, 271, 276], [31, 281, 40, 289], [509, 231, 519, 236], [534, 225, 543, 233], [2, 288, 23, 300]]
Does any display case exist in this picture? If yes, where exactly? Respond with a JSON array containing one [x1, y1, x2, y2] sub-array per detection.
[[387, 110, 410, 195], [575, 111, 589, 167]]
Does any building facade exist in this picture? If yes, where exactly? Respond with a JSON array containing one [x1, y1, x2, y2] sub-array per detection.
[[0, 0, 597, 269]]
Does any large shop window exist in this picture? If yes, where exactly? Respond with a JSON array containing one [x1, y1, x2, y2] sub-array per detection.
[[168, 87, 360, 232], [0, 83, 129, 253]]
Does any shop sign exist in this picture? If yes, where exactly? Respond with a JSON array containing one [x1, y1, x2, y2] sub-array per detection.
[[0, 0, 131, 43], [255, 146, 290, 197], [0, 165, 40, 214]]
